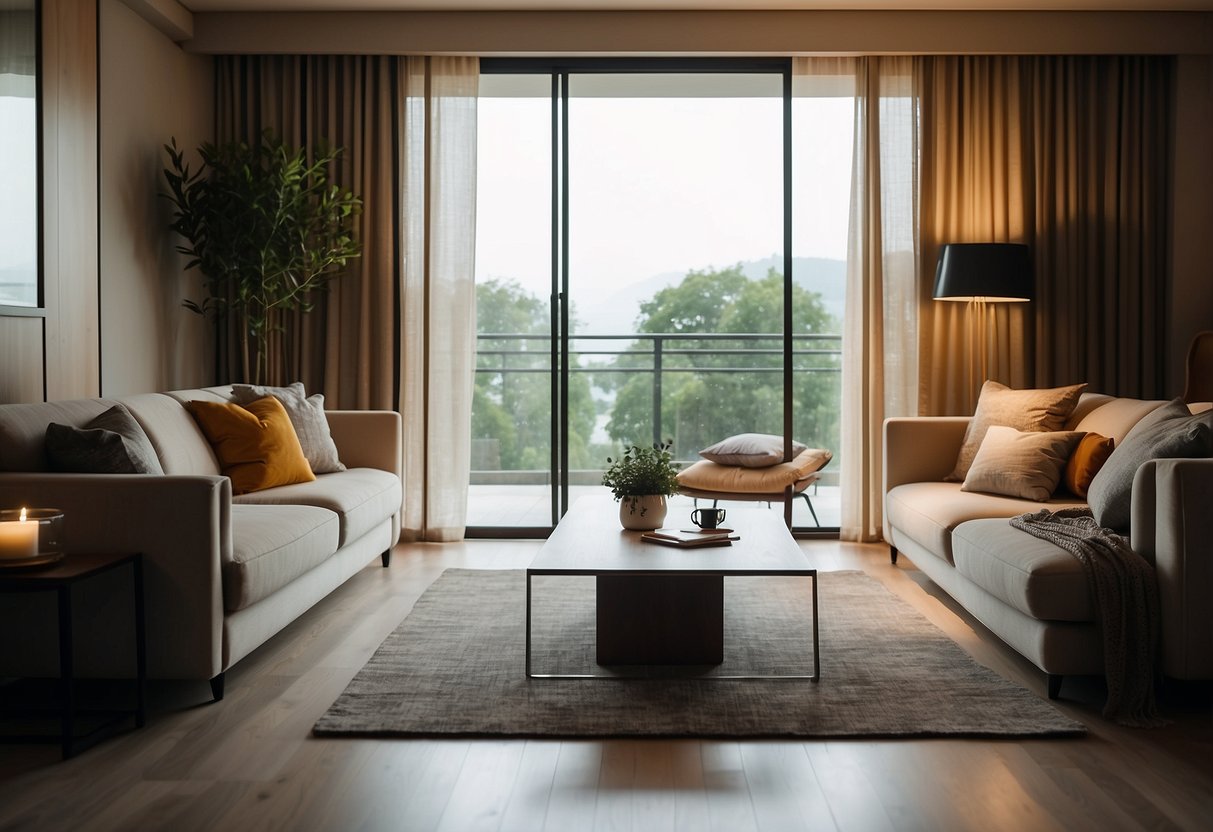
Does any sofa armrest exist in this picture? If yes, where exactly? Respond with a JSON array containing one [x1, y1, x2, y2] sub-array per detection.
[[1131, 459, 1213, 679], [883, 417, 971, 492], [326, 410, 402, 480], [0, 473, 230, 680]]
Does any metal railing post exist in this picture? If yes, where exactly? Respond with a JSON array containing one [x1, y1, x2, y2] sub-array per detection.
[[653, 336, 663, 446]]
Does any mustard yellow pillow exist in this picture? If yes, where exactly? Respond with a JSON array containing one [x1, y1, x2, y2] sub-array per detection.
[[187, 396, 316, 495], [1064, 432, 1115, 498]]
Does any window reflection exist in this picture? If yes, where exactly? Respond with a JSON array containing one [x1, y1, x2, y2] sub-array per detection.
[[0, 0, 39, 308]]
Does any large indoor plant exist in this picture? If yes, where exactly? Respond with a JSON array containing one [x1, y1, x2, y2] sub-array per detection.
[[601, 440, 681, 530], [162, 131, 362, 384]]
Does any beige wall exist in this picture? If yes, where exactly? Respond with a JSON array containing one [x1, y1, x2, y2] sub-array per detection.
[[99, 0, 212, 396]]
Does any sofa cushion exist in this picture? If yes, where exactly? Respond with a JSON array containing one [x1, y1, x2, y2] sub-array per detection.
[[948, 381, 1086, 481], [886, 481, 1086, 564], [233, 467, 402, 547], [951, 518, 1095, 622], [45, 403, 165, 475], [227, 504, 340, 611], [0, 398, 119, 472], [117, 393, 222, 476]]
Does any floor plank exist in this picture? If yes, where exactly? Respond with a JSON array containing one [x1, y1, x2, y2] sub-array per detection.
[[1, 536, 1211, 831]]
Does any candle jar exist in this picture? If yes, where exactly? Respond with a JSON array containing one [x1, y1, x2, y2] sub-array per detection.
[[0, 508, 64, 565]]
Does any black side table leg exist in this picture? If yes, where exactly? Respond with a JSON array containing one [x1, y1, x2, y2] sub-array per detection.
[[57, 585, 74, 760], [133, 556, 147, 728]]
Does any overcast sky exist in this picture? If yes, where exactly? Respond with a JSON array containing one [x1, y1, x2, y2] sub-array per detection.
[[475, 86, 855, 306]]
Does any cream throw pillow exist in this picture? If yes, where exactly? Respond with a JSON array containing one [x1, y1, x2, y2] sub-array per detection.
[[948, 381, 1087, 481], [698, 433, 808, 468], [961, 426, 1083, 501]]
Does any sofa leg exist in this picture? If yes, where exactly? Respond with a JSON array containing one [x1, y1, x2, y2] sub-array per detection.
[[1047, 673, 1063, 700], [210, 673, 225, 703], [889, 545, 899, 565], [380, 549, 392, 568]]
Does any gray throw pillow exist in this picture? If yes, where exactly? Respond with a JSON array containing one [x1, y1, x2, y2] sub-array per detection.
[[699, 433, 809, 468], [45, 404, 164, 475], [231, 382, 346, 474], [1087, 398, 1213, 531]]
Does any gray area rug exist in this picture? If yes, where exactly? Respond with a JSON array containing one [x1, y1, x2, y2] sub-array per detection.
[[314, 569, 1085, 739]]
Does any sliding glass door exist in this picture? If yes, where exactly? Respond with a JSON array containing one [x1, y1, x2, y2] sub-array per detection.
[[470, 61, 846, 535]]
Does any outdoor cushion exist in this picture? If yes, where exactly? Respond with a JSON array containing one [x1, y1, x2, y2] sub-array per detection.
[[952, 518, 1095, 622], [226, 504, 340, 611], [233, 467, 402, 546], [698, 433, 808, 468], [677, 447, 831, 494]]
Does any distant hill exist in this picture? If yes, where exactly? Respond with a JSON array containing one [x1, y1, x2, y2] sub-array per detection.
[[575, 256, 846, 336]]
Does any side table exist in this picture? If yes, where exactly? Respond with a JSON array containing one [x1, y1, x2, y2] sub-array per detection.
[[0, 552, 146, 759]]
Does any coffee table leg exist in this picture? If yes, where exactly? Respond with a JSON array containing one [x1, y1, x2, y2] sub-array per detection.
[[811, 572, 820, 682], [525, 571, 532, 679]]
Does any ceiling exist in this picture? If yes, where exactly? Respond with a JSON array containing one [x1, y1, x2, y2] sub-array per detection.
[[178, 1, 1213, 12]]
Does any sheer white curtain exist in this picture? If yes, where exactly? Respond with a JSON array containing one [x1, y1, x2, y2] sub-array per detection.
[[400, 56, 479, 542], [796, 57, 919, 542]]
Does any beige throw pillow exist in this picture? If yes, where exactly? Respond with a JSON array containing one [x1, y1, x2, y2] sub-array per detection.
[[961, 426, 1083, 501], [948, 380, 1087, 481]]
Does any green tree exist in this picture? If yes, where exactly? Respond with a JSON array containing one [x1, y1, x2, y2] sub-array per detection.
[[472, 279, 598, 471], [606, 265, 840, 462]]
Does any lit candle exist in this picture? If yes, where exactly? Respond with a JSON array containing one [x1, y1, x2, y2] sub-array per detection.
[[0, 508, 39, 561]]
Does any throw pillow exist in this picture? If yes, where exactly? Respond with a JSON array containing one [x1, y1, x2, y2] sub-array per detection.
[[187, 396, 316, 495], [230, 382, 346, 474], [698, 433, 809, 468], [45, 404, 164, 475], [677, 447, 831, 492], [1087, 398, 1213, 531], [1063, 432, 1115, 498], [948, 380, 1087, 481], [961, 426, 1083, 501]]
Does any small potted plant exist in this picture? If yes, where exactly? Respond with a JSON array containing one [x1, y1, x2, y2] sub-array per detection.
[[602, 440, 681, 530]]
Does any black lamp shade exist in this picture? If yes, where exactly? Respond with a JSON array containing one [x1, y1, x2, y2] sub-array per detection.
[[932, 243, 1033, 302]]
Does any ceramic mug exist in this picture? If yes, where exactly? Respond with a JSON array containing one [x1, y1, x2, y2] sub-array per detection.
[[691, 507, 727, 530]]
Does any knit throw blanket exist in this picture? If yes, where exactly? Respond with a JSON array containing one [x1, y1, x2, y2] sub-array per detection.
[[1010, 508, 1163, 727]]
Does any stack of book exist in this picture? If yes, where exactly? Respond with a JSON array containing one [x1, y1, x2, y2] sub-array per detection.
[[639, 528, 739, 548]]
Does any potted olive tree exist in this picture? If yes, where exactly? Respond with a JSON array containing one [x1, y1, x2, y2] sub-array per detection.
[[601, 440, 681, 530], [162, 131, 362, 384]]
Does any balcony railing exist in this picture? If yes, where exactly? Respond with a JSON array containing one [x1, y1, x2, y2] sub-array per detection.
[[473, 331, 841, 485]]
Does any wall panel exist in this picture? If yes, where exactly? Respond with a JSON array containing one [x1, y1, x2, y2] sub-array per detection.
[[42, 0, 100, 402], [0, 317, 45, 404]]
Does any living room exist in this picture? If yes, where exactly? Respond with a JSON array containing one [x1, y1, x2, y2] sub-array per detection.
[[2, 0, 1213, 829]]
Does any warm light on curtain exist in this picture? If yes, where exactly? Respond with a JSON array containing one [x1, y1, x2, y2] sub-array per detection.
[[917, 55, 1172, 415]]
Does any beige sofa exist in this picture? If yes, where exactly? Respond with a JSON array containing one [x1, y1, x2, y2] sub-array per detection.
[[884, 393, 1213, 698], [0, 387, 402, 702]]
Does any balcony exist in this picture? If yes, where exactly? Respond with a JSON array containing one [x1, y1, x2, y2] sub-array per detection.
[[471, 331, 841, 530]]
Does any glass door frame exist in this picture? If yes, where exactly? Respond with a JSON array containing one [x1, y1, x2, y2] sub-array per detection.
[[469, 57, 824, 538]]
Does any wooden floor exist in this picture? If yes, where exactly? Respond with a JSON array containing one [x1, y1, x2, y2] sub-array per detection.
[[1, 534, 1211, 831]]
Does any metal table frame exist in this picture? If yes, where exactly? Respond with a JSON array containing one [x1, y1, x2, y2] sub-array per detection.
[[525, 567, 819, 681]]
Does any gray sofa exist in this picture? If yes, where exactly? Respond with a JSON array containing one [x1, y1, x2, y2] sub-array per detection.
[[884, 393, 1213, 697], [0, 387, 402, 701]]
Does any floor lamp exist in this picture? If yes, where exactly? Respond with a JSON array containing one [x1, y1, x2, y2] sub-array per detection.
[[932, 243, 1034, 399]]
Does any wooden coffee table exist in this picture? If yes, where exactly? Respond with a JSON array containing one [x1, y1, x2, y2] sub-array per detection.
[[525, 497, 818, 680]]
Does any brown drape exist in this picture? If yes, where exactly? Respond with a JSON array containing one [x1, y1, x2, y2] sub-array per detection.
[[918, 56, 1173, 415], [214, 56, 401, 410]]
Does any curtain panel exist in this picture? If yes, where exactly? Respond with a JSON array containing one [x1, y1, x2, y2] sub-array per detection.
[[795, 58, 919, 542], [215, 55, 480, 542], [917, 56, 1173, 415]]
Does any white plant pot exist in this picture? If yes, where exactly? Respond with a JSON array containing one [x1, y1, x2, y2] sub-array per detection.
[[619, 494, 668, 530]]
